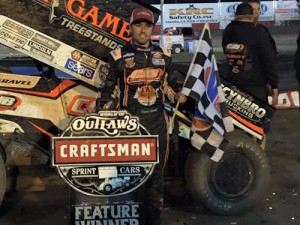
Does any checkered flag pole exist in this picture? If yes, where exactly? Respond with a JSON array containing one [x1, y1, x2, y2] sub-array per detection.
[[181, 23, 234, 162]]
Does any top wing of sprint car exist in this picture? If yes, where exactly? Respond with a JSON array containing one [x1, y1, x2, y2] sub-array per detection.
[[0, 0, 160, 87], [0, 0, 160, 164]]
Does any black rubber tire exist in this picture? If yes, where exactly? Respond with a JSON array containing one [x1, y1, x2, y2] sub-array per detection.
[[172, 45, 182, 54], [185, 130, 270, 215], [0, 155, 6, 206]]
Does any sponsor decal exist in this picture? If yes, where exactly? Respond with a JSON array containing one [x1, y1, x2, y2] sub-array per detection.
[[98, 64, 109, 87], [64, 0, 131, 42], [2, 19, 34, 39], [167, 4, 218, 23], [169, 4, 213, 15], [29, 47, 54, 61], [51, 110, 158, 197], [65, 58, 95, 79], [221, 77, 275, 134], [0, 73, 39, 89], [127, 68, 163, 84], [0, 95, 21, 111], [125, 57, 135, 68], [123, 52, 135, 58], [152, 58, 165, 66], [0, 28, 27, 47], [223, 85, 267, 123], [99, 64, 109, 76], [28, 41, 54, 61], [0, 78, 31, 86], [31, 33, 61, 51], [53, 136, 157, 164], [60, 17, 124, 50], [72, 50, 82, 61], [135, 85, 158, 106], [221, 78, 275, 136], [71, 50, 99, 69], [67, 95, 96, 116]]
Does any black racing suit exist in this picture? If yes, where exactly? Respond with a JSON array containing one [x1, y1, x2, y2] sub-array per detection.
[[222, 21, 278, 103], [99, 41, 176, 225]]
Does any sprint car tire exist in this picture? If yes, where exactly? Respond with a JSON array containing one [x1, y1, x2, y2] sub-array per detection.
[[185, 130, 270, 215], [172, 45, 182, 54], [0, 155, 6, 206]]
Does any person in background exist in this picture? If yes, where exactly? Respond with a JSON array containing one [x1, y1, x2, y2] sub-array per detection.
[[98, 7, 186, 225], [222, 2, 279, 149], [294, 0, 300, 83], [244, 0, 277, 52]]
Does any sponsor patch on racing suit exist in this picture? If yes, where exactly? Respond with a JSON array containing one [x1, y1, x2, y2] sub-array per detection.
[[103, 42, 176, 110]]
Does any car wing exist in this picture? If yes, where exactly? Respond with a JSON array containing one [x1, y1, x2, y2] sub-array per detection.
[[0, 0, 160, 87]]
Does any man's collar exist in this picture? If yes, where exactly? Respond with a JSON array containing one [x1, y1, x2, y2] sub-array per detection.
[[130, 40, 153, 52]]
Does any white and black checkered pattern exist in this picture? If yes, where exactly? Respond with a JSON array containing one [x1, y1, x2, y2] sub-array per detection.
[[181, 23, 234, 162]]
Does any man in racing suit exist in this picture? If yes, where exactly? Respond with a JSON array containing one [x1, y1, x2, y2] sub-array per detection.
[[99, 7, 186, 225]]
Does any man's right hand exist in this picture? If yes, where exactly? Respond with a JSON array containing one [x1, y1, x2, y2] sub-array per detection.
[[176, 94, 188, 104]]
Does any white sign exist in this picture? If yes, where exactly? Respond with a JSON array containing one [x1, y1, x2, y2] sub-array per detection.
[[259, 1, 275, 21], [275, 0, 300, 21], [219, 2, 241, 29], [153, 4, 219, 28], [219, 1, 275, 29]]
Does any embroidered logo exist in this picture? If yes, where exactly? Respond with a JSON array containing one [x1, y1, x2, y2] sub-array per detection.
[[125, 57, 136, 68]]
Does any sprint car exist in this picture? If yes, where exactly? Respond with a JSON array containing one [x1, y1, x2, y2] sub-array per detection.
[[0, 54, 272, 215], [0, 0, 278, 216]]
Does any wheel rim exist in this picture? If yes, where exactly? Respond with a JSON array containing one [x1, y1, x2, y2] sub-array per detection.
[[174, 47, 181, 54], [209, 150, 256, 199]]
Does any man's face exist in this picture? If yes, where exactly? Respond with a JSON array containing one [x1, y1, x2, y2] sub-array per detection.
[[249, 2, 260, 23], [130, 21, 154, 47]]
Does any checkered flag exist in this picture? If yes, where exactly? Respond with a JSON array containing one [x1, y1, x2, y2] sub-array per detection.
[[181, 23, 234, 162]]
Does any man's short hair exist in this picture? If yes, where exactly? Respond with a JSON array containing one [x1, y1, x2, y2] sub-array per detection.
[[235, 2, 254, 16]]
